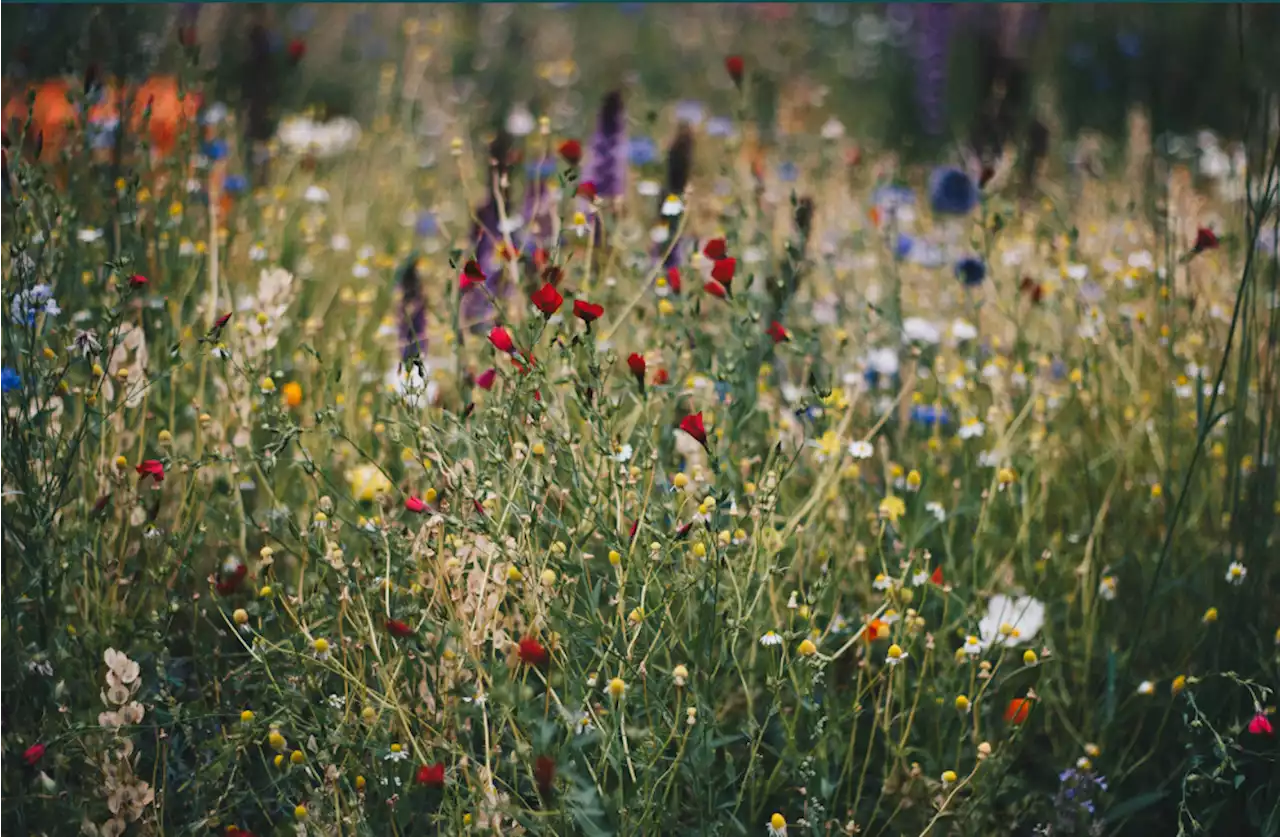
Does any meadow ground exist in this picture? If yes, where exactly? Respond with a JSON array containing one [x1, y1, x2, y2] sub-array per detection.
[[2, 7, 1279, 837]]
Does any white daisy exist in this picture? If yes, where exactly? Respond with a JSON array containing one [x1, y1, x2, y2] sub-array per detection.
[[759, 631, 783, 647], [848, 440, 874, 460], [872, 573, 893, 591], [1225, 562, 1247, 585], [977, 595, 1045, 651], [661, 195, 684, 217]]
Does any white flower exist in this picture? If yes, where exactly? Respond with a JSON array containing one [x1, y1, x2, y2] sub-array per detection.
[[506, 104, 535, 137], [636, 180, 661, 197], [613, 444, 633, 463], [73, 330, 102, 357], [649, 224, 671, 244], [77, 228, 105, 243], [352, 262, 371, 279], [1225, 562, 1247, 585], [902, 317, 940, 345], [951, 319, 978, 342], [1128, 250, 1154, 271], [848, 440, 874, 460], [820, 117, 846, 140], [331, 233, 351, 252], [201, 102, 228, 125], [326, 694, 345, 710], [1065, 263, 1089, 281], [499, 214, 524, 235], [926, 501, 946, 522], [912, 571, 929, 587], [885, 644, 908, 666], [864, 347, 900, 378], [387, 364, 439, 410], [384, 745, 409, 762], [872, 573, 893, 591], [211, 344, 231, 359], [1136, 680, 1155, 696], [661, 195, 684, 217], [977, 595, 1045, 650], [1098, 575, 1118, 601], [249, 243, 268, 262], [759, 631, 783, 647], [962, 635, 983, 657], [304, 185, 329, 204], [742, 246, 765, 264], [958, 419, 986, 440]]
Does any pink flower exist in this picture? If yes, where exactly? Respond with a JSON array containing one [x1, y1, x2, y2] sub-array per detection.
[[404, 496, 427, 513], [23, 743, 45, 766], [1248, 711, 1274, 736], [476, 368, 497, 390]]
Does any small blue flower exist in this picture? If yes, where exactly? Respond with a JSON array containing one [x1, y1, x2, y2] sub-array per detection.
[[894, 234, 915, 261], [706, 117, 735, 138], [778, 161, 799, 182], [416, 212, 439, 238], [1, 368, 21, 394], [526, 159, 557, 179], [910, 405, 950, 427], [1051, 359, 1068, 380], [928, 167, 979, 215], [1082, 800, 1095, 815], [715, 381, 731, 403], [955, 256, 986, 287], [627, 136, 658, 167], [202, 139, 228, 161], [223, 174, 248, 194], [674, 100, 705, 127]]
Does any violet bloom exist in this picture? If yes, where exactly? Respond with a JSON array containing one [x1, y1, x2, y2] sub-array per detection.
[[911, 4, 955, 137], [584, 91, 628, 199]]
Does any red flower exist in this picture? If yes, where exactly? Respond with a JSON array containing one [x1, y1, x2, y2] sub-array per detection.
[[653, 368, 670, 386], [488, 326, 516, 354], [23, 743, 45, 766], [725, 55, 745, 86], [129, 273, 148, 288], [476, 368, 497, 390], [573, 300, 604, 323], [177, 25, 197, 48], [534, 754, 557, 797], [766, 320, 789, 344], [287, 39, 307, 64], [415, 762, 446, 787], [1004, 698, 1033, 725], [703, 279, 728, 299], [214, 311, 234, 330], [460, 259, 486, 290], [666, 266, 682, 294], [930, 565, 944, 585], [628, 519, 639, 542], [577, 182, 597, 200], [1193, 226, 1219, 253], [216, 563, 248, 596], [626, 352, 647, 384], [679, 412, 708, 449], [136, 459, 165, 483], [711, 257, 737, 286], [531, 282, 563, 317], [517, 636, 549, 667], [558, 139, 582, 165], [1248, 711, 1274, 736], [405, 496, 427, 513], [385, 618, 413, 638], [533, 247, 550, 270], [702, 238, 727, 260]]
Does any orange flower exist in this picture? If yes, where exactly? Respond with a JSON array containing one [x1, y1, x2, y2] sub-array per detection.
[[282, 381, 303, 408], [1004, 698, 1033, 725], [866, 619, 888, 642]]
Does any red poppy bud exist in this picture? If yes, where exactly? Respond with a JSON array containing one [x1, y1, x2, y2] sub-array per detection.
[[626, 352, 646, 383], [930, 565, 944, 585], [767, 320, 789, 343], [214, 312, 234, 329], [1249, 711, 1274, 736], [216, 563, 247, 596], [386, 618, 413, 638], [517, 636, 549, 667], [558, 139, 582, 165], [653, 368, 670, 386], [725, 55, 745, 86], [287, 39, 307, 63], [711, 257, 736, 286], [23, 743, 46, 766], [136, 459, 165, 483], [1193, 226, 1219, 253], [666, 266, 682, 294], [702, 238, 727, 260], [573, 300, 603, 323], [703, 279, 728, 299], [577, 182, 597, 200], [405, 496, 427, 513], [1004, 698, 1032, 725], [531, 282, 563, 317], [679, 412, 709, 449], [488, 326, 516, 354], [415, 762, 446, 787], [129, 273, 148, 288], [476, 368, 497, 390]]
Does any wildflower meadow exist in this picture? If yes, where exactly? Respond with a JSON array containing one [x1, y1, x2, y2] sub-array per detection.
[[2, 5, 1278, 836]]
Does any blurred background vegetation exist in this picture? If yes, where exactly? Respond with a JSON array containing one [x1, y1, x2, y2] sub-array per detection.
[[4, 3, 1279, 160]]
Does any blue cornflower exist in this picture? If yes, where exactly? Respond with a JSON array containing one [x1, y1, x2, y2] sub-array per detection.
[[627, 136, 658, 167], [894, 234, 915, 261], [526, 159, 557, 179], [223, 174, 248, 194], [910, 404, 950, 428], [778, 161, 799, 182], [955, 256, 986, 286], [928, 167, 979, 215], [202, 139, 228, 161], [416, 212, 439, 238], [1, 368, 20, 394], [10, 285, 60, 326]]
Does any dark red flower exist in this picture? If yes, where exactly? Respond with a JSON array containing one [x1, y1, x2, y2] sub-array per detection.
[[23, 743, 45, 766], [476, 368, 497, 390], [725, 55, 745, 86], [653, 368, 670, 386], [679, 412, 708, 449], [415, 762, 446, 787], [628, 519, 639, 542], [386, 618, 413, 638], [287, 39, 307, 63], [136, 459, 165, 483], [767, 320, 789, 343], [460, 259, 486, 290], [930, 565, 944, 585], [534, 754, 557, 797], [1019, 277, 1044, 304], [711, 257, 737, 286], [225, 828, 255, 837], [577, 182, 597, 200], [666, 266, 682, 294], [573, 300, 604, 323], [214, 311, 234, 330], [488, 326, 516, 354], [1249, 711, 1274, 736], [177, 25, 197, 48], [542, 265, 564, 286], [531, 282, 564, 317], [405, 496, 427, 513], [216, 563, 248, 596], [703, 279, 728, 299], [1193, 226, 1219, 253], [558, 139, 582, 165], [702, 238, 727, 260], [626, 352, 647, 385], [129, 273, 148, 288], [517, 636, 549, 667]]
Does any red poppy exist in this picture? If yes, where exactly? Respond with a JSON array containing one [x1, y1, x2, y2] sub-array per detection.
[[711, 257, 737, 286], [287, 39, 307, 63], [386, 618, 413, 638], [531, 282, 563, 317], [216, 563, 248, 596], [626, 352, 646, 383], [653, 368, 670, 386], [1004, 698, 1033, 725], [415, 762, 446, 787], [666, 266, 682, 294], [703, 279, 728, 299], [558, 139, 582, 165], [725, 55, 745, 86], [1193, 226, 1219, 253], [488, 326, 516, 354], [930, 565, 944, 585], [573, 300, 604, 323], [23, 742, 45, 766], [129, 273, 148, 288], [678, 412, 708, 449], [703, 238, 727, 260], [405, 496, 427, 513], [476, 368, 497, 390], [460, 259, 486, 290], [517, 635, 549, 667], [1248, 711, 1274, 736], [766, 320, 789, 343], [577, 182, 597, 200], [136, 459, 165, 483], [534, 754, 557, 796]]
